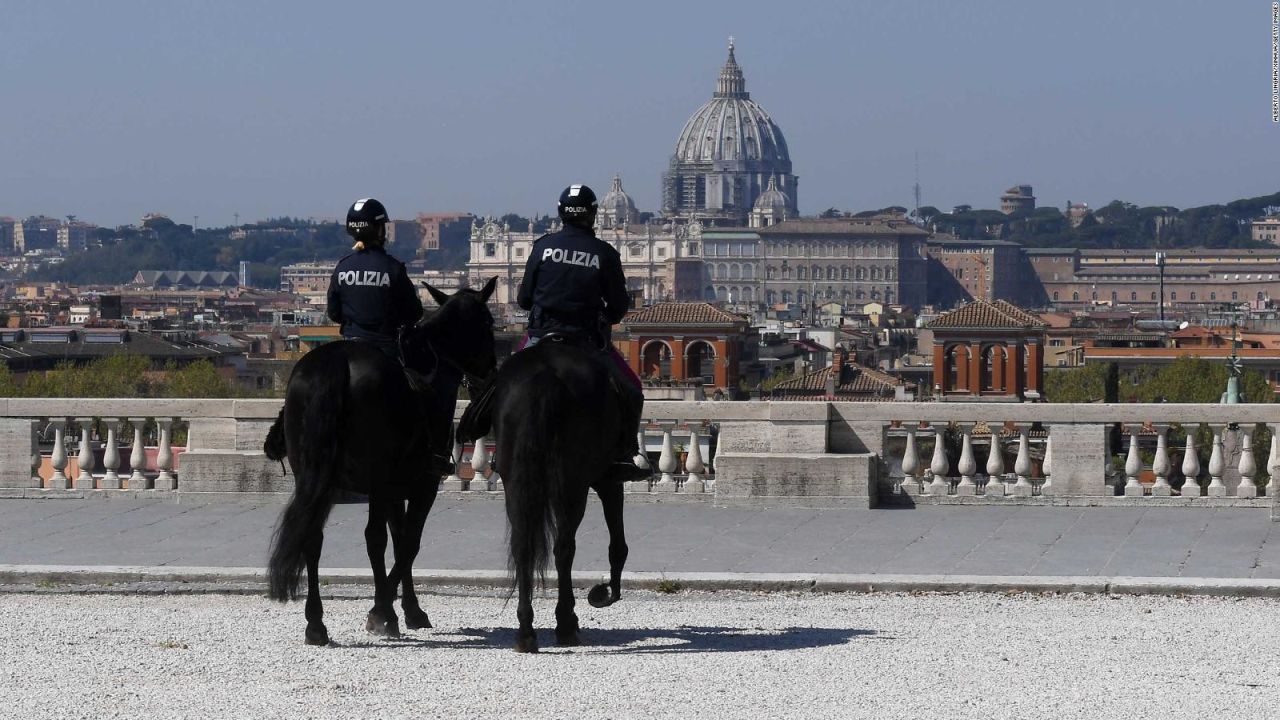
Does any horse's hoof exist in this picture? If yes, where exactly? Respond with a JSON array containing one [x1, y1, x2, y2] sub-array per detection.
[[555, 629, 581, 647], [365, 611, 401, 638], [304, 624, 329, 646], [587, 583, 617, 608], [514, 635, 539, 653], [403, 606, 432, 630]]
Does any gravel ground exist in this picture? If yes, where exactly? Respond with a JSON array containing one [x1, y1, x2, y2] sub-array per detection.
[[1, 589, 1278, 719]]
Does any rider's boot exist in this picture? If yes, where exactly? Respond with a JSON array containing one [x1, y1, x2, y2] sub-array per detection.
[[605, 381, 650, 483]]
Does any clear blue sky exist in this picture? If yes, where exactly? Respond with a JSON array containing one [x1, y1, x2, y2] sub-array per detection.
[[2, 0, 1276, 227]]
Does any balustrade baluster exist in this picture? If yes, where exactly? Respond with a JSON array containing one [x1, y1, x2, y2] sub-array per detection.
[[25, 420, 39, 488], [984, 423, 1005, 497], [128, 418, 148, 491], [927, 423, 950, 495], [900, 425, 919, 495], [100, 419, 121, 490], [1237, 426, 1258, 498], [635, 428, 651, 470], [1181, 425, 1201, 498], [1207, 424, 1226, 497], [155, 419, 176, 491], [470, 436, 490, 492], [1123, 424, 1143, 497], [955, 423, 977, 496], [1151, 424, 1172, 497], [685, 425, 706, 493], [1012, 425, 1033, 497], [1041, 432, 1054, 495], [50, 421, 69, 489], [74, 418, 95, 491], [654, 423, 677, 492], [1267, 424, 1279, 498]]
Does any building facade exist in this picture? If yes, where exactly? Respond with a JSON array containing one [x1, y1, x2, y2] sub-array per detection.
[[926, 300, 1047, 402]]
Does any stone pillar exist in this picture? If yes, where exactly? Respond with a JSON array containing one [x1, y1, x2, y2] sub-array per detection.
[[1207, 424, 1227, 497], [1123, 424, 1143, 497], [0, 419, 41, 489], [670, 337, 686, 380], [1181, 427, 1202, 498], [927, 424, 950, 496], [932, 343, 946, 392], [1041, 423, 1109, 496], [685, 426, 706, 493]]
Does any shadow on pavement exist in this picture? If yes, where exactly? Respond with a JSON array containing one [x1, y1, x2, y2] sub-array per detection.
[[335, 624, 878, 654]]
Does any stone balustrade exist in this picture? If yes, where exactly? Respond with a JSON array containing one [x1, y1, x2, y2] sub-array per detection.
[[0, 398, 1276, 520]]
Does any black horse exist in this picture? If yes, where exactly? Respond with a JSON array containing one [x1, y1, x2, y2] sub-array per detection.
[[266, 278, 496, 646], [458, 337, 631, 653]]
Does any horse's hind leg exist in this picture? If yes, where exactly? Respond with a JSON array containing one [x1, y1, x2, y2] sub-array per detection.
[[304, 530, 329, 646], [588, 480, 628, 608], [363, 497, 401, 637], [553, 493, 589, 647]]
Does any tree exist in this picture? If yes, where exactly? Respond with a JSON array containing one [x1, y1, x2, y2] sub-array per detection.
[[161, 359, 234, 398], [819, 207, 844, 219], [1044, 363, 1113, 403]]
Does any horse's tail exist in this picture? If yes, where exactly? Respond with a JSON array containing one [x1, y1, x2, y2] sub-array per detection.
[[505, 384, 565, 589], [267, 359, 346, 603], [263, 407, 286, 461]]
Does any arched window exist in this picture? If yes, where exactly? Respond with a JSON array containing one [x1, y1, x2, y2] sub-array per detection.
[[1091, 291, 1098, 301], [1171, 291, 1177, 300], [1211, 292, 1217, 300], [1259, 291, 1266, 301], [841, 266, 850, 280], [886, 267, 894, 281], [766, 290, 776, 304], [1191, 292, 1197, 300], [1151, 292, 1157, 301], [716, 286, 728, 301], [871, 267, 881, 281], [741, 286, 753, 302], [729, 263, 741, 280], [797, 290, 807, 305], [947, 346, 964, 391], [642, 341, 672, 379], [1232, 291, 1238, 300], [1072, 291, 1079, 301], [797, 266, 807, 280], [782, 290, 792, 303], [1053, 291, 1059, 301]]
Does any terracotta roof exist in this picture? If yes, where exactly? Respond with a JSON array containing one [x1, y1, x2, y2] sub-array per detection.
[[925, 300, 1047, 330], [622, 302, 745, 326], [770, 361, 914, 398]]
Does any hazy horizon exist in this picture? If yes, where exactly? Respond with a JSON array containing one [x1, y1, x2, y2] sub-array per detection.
[[3, 0, 1277, 227]]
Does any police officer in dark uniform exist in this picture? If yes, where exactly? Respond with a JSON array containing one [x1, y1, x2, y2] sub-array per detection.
[[326, 197, 423, 358], [517, 184, 649, 482]]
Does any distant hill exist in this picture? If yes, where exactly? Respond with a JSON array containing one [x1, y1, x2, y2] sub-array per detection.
[[28, 217, 422, 287], [917, 190, 1280, 249]]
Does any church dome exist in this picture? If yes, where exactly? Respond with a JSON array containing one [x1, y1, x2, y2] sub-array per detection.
[[672, 41, 791, 166], [599, 174, 639, 228], [753, 175, 790, 212]]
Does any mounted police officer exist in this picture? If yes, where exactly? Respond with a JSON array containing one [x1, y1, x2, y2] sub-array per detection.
[[516, 184, 649, 482], [326, 198, 423, 358]]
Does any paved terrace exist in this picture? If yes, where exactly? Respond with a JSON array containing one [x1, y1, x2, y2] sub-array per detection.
[[3, 497, 1280, 589]]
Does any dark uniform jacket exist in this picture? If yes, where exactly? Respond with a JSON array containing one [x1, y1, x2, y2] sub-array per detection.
[[516, 224, 630, 342], [326, 246, 423, 343]]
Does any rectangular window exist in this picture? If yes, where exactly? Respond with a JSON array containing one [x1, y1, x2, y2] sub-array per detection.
[[515, 247, 525, 257], [630, 246, 642, 257], [657, 247, 666, 257], [484, 243, 496, 257]]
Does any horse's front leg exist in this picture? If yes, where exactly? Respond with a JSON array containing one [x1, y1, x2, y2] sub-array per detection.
[[364, 497, 400, 637], [553, 494, 588, 647], [588, 480, 628, 608], [303, 529, 329, 645], [389, 486, 438, 630]]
